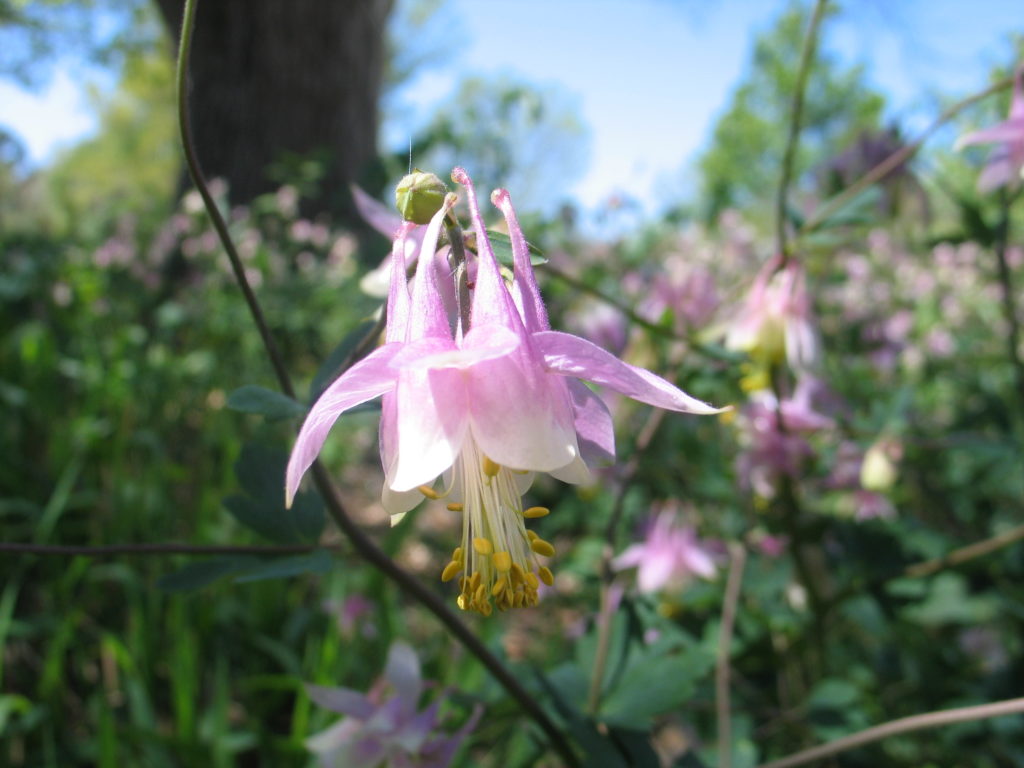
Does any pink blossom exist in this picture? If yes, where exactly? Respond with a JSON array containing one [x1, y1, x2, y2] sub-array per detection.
[[287, 169, 725, 613], [956, 65, 1024, 192], [306, 642, 480, 768], [726, 256, 820, 372], [735, 379, 834, 498], [613, 505, 717, 593]]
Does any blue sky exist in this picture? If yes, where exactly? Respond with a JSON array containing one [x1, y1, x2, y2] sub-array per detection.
[[1, 0, 1020, 215]]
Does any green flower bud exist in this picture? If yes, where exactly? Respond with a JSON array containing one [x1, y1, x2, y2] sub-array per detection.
[[395, 171, 448, 224]]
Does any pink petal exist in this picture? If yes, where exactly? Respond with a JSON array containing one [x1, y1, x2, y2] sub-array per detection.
[[351, 184, 404, 240], [491, 188, 549, 333], [407, 196, 457, 342], [386, 222, 416, 344], [452, 168, 524, 332], [567, 379, 616, 466], [463, 329, 578, 472], [286, 344, 401, 506], [957, 118, 1024, 149], [390, 364, 469, 492], [535, 331, 726, 415]]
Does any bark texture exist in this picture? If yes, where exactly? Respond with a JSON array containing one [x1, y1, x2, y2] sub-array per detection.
[[156, 0, 392, 217]]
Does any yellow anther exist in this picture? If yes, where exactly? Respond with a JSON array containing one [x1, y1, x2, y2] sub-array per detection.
[[492, 578, 507, 597], [526, 529, 538, 541], [441, 560, 463, 582], [472, 537, 493, 555], [492, 551, 512, 572], [525, 572, 540, 590], [475, 584, 488, 604], [452, 546, 464, 563], [446, 502, 464, 512], [538, 566, 554, 586], [523, 506, 550, 518], [418, 485, 441, 500], [510, 563, 525, 585], [457, 594, 467, 611], [482, 455, 500, 477], [469, 572, 481, 592], [530, 538, 556, 558], [480, 601, 493, 617], [513, 592, 524, 608]]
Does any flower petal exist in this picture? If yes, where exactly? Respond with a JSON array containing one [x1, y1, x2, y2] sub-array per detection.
[[567, 379, 616, 466], [390, 363, 469, 492], [305, 684, 376, 719], [462, 327, 578, 471], [286, 344, 401, 506], [535, 331, 727, 415], [351, 184, 404, 240], [491, 188, 549, 333], [383, 642, 423, 710], [407, 194, 457, 342]]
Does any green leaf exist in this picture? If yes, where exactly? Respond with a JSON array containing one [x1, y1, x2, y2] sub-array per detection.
[[290, 490, 326, 542], [483, 229, 547, 266], [157, 557, 251, 592], [309, 318, 380, 401], [225, 444, 324, 543], [223, 494, 297, 543], [226, 385, 306, 421], [599, 646, 713, 729], [234, 443, 287, 502], [233, 551, 334, 583]]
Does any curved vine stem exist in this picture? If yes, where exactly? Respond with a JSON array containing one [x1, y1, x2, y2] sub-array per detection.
[[757, 696, 1024, 768], [798, 75, 1014, 236], [774, 0, 829, 262], [175, 3, 578, 764]]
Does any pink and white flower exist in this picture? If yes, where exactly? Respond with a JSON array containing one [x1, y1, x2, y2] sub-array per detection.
[[613, 504, 717, 593], [725, 255, 820, 373], [287, 168, 725, 613]]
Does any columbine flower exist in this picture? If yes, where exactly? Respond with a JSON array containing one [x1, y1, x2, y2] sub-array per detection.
[[725, 255, 820, 373], [287, 168, 725, 614], [306, 641, 480, 768], [734, 378, 834, 499], [613, 503, 717, 593], [956, 65, 1024, 192]]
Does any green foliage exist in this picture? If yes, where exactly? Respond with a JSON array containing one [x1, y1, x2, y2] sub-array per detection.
[[43, 32, 177, 239], [696, 1, 884, 225]]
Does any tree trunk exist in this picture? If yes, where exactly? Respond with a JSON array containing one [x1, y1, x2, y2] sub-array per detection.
[[155, 0, 393, 218]]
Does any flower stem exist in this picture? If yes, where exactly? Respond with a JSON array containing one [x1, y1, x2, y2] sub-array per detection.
[[756, 696, 1024, 768], [175, 0, 295, 401], [775, 0, 829, 262], [176, 4, 578, 764], [716, 542, 747, 768]]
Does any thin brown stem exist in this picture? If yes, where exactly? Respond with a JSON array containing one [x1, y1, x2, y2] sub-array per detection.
[[176, 4, 577, 763], [716, 543, 747, 768], [757, 696, 1024, 768], [175, 0, 295, 400], [800, 76, 1014, 236], [775, 0, 829, 261], [0, 543, 334, 557], [902, 522, 1024, 580]]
